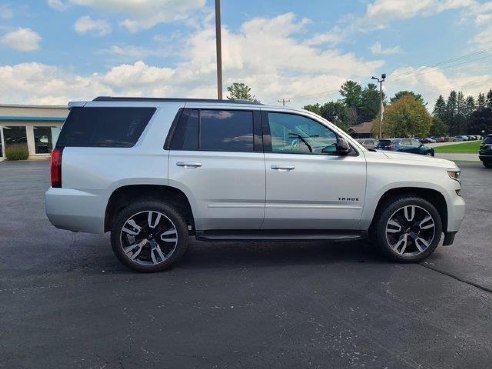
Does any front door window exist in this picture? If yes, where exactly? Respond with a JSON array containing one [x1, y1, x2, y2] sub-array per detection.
[[267, 113, 338, 154]]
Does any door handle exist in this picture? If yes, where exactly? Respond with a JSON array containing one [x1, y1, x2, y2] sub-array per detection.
[[176, 161, 202, 168], [271, 164, 295, 171]]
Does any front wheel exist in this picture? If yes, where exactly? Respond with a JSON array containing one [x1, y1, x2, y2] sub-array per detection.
[[111, 200, 189, 272], [483, 161, 492, 169], [375, 197, 442, 262]]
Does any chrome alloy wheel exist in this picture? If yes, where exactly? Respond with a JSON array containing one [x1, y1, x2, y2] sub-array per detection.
[[385, 205, 436, 257], [119, 211, 178, 266]]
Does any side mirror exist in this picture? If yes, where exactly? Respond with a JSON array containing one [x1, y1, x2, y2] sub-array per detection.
[[336, 137, 351, 155]]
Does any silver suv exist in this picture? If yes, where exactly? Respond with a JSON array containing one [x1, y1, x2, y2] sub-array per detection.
[[46, 97, 465, 272]]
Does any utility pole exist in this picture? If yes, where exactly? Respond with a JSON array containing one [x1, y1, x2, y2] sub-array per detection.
[[215, 0, 223, 100], [278, 98, 291, 106], [371, 73, 386, 139]]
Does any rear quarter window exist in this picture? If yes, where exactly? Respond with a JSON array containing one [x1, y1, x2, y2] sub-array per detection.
[[56, 107, 156, 148]]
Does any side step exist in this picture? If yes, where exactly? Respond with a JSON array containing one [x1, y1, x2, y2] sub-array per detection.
[[195, 230, 365, 241]]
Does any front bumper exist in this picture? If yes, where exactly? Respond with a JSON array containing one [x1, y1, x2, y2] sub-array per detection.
[[478, 153, 492, 162]]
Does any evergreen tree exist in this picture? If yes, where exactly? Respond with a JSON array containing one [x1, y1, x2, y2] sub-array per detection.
[[468, 108, 492, 135], [477, 93, 486, 111], [487, 89, 492, 109], [339, 80, 362, 125], [464, 96, 476, 117], [446, 91, 458, 135], [359, 83, 381, 123], [433, 95, 446, 121]]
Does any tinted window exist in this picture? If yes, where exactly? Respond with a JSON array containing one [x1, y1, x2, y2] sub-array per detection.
[[484, 136, 492, 144], [57, 107, 156, 148], [170, 109, 199, 150], [200, 110, 253, 152], [377, 140, 392, 147], [267, 113, 337, 154]]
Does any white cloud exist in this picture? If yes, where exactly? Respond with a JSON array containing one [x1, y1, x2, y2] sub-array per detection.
[[464, 1, 492, 50], [47, 0, 68, 10], [74, 16, 111, 36], [0, 13, 384, 106], [371, 42, 401, 55], [388, 66, 492, 107], [363, 0, 475, 27], [1, 28, 41, 52], [67, 0, 206, 32]]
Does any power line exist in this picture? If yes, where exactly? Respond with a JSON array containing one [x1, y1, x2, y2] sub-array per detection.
[[278, 98, 291, 106], [290, 47, 492, 102]]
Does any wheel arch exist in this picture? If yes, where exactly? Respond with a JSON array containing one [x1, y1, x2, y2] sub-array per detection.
[[105, 185, 195, 233], [368, 187, 448, 236]]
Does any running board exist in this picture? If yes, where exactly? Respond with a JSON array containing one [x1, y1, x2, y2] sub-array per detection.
[[195, 230, 365, 241]]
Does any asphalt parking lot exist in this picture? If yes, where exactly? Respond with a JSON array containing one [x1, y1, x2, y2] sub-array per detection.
[[1, 160, 491, 369]]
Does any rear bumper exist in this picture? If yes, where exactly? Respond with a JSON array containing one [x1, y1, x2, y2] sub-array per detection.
[[478, 154, 492, 161], [45, 187, 106, 234]]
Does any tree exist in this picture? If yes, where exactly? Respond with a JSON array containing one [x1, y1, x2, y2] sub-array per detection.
[[320, 102, 349, 131], [226, 82, 258, 102], [391, 91, 425, 105], [467, 108, 492, 135], [477, 93, 486, 111], [487, 89, 492, 109], [429, 117, 447, 136], [433, 95, 446, 122], [383, 95, 432, 137], [359, 83, 381, 123], [303, 103, 321, 115], [339, 80, 362, 125], [446, 91, 458, 135]]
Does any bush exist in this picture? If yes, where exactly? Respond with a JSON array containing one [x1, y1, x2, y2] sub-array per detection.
[[5, 144, 29, 160]]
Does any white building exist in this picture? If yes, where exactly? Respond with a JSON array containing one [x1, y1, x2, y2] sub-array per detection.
[[0, 104, 68, 161]]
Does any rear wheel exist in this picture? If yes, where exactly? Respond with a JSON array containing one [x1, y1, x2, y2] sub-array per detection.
[[375, 196, 442, 262], [111, 200, 189, 272], [483, 161, 492, 168]]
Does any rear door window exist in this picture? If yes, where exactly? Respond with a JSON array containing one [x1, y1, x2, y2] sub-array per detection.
[[170, 109, 254, 152], [57, 107, 156, 148]]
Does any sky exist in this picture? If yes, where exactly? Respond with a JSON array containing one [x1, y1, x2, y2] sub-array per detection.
[[0, 0, 491, 108]]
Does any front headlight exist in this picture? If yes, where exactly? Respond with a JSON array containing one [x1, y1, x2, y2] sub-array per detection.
[[447, 170, 461, 182]]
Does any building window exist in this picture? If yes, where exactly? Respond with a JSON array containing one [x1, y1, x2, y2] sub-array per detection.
[[34, 126, 61, 154], [3, 126, 28, 152]]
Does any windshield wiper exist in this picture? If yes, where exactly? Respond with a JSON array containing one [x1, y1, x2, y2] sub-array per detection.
[[288, 133, 312, 152]]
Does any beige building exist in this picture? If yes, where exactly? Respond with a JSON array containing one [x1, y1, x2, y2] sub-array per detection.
[[0, 104, 68, 161]]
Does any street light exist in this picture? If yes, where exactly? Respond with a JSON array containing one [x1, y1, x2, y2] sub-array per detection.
[[215, 0, 223, 100], [371, 73, 386, 139]]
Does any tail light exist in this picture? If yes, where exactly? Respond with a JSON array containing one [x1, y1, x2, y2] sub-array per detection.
[[387, 143, 394, 150], [51, 147, 63, 188]]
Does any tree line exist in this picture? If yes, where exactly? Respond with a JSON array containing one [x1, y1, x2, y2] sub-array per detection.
[[433, 90, 492, 136], [226, 81, 492, 137]]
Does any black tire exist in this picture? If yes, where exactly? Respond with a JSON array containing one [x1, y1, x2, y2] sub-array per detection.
[[375, 196, 442, 263], [483, 161, 492, 169], [111, 200, 189, 272]]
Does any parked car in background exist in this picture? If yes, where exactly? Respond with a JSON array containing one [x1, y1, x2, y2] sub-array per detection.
[[479, 134, 492, 168], [376, 138, 435, 156], [356, 138, 378, 149], [454, 136, 467, 141], [421, 137, 436, 144]]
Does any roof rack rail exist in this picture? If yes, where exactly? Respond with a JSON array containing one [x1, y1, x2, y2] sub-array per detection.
[[93, 96, 262, 105]]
